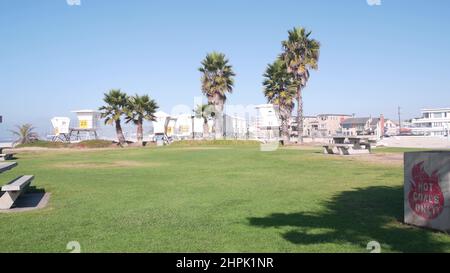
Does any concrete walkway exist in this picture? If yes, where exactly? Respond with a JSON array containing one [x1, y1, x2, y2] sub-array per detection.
[[379, 136, 450, 149]]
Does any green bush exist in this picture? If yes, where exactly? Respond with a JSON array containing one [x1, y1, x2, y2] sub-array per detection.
[[15, 140, 69, 148], [73, 140, 115, 148], [16, 140, 115, 149]]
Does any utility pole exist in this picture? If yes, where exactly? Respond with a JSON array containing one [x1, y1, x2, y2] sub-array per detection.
[[398, 106, 402, 135]]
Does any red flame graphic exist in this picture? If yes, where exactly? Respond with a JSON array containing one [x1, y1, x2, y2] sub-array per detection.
[[409, 161, 444, 220]]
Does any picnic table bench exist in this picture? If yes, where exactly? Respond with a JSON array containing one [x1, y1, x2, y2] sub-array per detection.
[[0, 162, 18, 174], [0, 146, 16, 161], [0, 162, 34, 209], [323, 137, 372, 155]]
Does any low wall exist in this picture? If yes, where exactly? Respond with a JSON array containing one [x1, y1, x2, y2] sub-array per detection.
[[379, 136, 450, 149]]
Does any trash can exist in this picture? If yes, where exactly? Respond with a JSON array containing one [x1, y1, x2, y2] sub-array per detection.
[[404, 151, 450, 231]]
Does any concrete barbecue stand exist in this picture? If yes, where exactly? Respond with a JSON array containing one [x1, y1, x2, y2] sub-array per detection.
[[404, 151, 450, 232]]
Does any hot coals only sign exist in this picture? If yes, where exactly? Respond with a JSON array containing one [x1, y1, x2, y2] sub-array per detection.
[[405, 152, 450, 231]]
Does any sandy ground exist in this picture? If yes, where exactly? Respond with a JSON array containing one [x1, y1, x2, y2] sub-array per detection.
[[379, 136, 450, 149], [341, 153, 403, 167], [50, 160, 164, 169], [284, 144, 404, 167]]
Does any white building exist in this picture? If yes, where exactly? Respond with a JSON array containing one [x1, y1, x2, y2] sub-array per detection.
[[224, 114, 248, 139], [255, 104, 280, 141], [152, 111, 247, 140], [173, 113, 204, 139], [411, 108, 450, 136]]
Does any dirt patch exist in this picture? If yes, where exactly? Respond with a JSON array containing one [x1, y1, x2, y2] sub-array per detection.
[[50, 160, 163, 169], [333, 153, 403, 167], [283, 144, 323, 150], [167, 147, 230, 151]]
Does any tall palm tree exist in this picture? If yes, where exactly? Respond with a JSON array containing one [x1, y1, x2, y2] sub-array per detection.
[[199, 52, 235, 139], [195, 104, 215, 139], [281, 27, 320, 143], [125, 94, 159, 146], [99, 89, 128, 146], [263, 59, 296, 144], [11, 124, 38, 145]]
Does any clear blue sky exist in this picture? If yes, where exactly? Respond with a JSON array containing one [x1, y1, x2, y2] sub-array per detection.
[[1, 0, 450, 138]]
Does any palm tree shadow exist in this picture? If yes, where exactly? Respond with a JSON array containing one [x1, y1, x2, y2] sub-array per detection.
[[248, 186, 449, 252]]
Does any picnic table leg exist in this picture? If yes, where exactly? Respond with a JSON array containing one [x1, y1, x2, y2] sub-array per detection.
[[0, 191, 21, 209]]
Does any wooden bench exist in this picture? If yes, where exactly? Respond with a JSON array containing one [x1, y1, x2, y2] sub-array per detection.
[[0, 162, 35, 209]]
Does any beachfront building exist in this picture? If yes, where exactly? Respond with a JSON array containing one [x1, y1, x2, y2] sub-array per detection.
[[224, 114, 248, 139], [301, 116, 319, 137], [341, 117, 370, 136], [291, 114, 352, 137], [411, 108, 450, 136], [382, 119, 399, 136], [341, 115, 397, 137], [316, 114, 352, 137], [152, 111, 248, 140], [255, 104, 280, 141]]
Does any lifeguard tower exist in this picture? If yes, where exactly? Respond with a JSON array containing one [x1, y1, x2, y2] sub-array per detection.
[[152, 111, 177, 145], [70, 110, 100, 141], [50, 117, 71, 142]]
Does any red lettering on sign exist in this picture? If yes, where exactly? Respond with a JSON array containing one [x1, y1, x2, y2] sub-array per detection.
[[408, 161, 444, 220]]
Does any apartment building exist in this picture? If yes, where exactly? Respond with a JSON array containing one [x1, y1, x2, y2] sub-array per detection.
[[316, 114, 352, 137], [341, 115, 398, 136], [411, 108, 450, 136], [291, 114, 352, 137]]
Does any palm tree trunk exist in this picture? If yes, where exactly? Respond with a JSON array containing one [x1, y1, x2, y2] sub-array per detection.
[[136, 119, 144, 146], [297, 85, 304, 144], [203, 119, 209, 139], [213, 94, 224, 140], [115, 120, 127, 147], [280, 107, 291, 145]]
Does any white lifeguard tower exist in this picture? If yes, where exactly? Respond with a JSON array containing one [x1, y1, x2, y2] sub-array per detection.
[[50, 117, 71, 142], [70, 110, 100, 141]]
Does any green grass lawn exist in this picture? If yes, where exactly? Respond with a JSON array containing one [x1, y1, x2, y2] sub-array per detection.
[[1, 143, 450, 253]]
